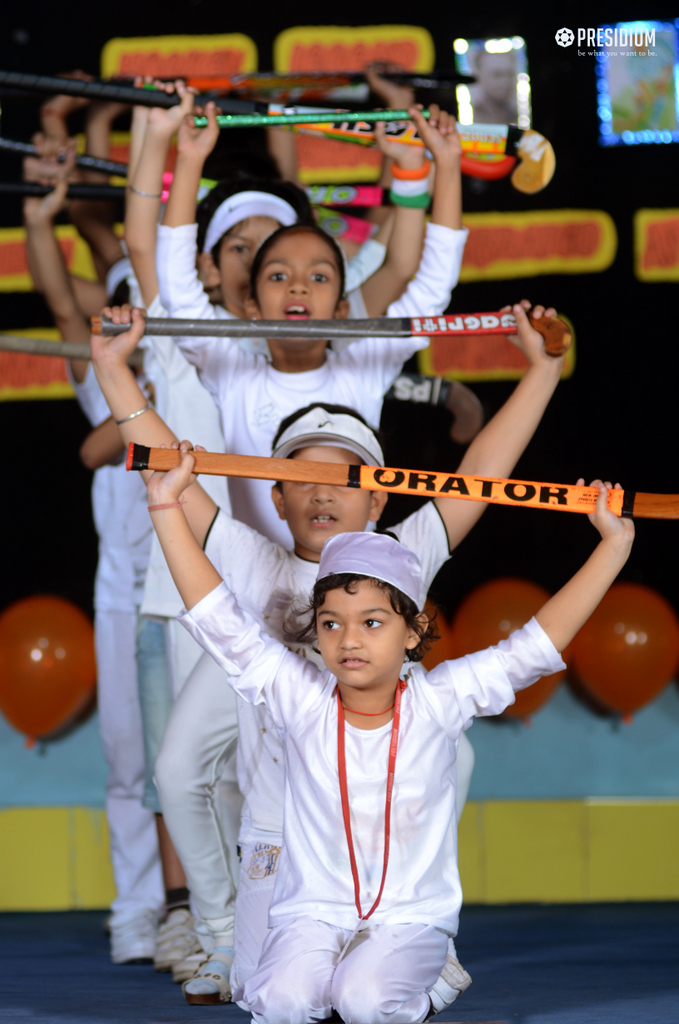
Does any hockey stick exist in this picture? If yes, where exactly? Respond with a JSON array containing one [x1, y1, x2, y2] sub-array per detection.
[[92, 312, 572, 357], [0, 181, 125, 200], [140, 69, 473, 94], [0, 135, 128, 176], [0, 70, 269, 115], [194, 113, 554, 194], [126, 444, 678, 521], [0, 334, 143, 365]]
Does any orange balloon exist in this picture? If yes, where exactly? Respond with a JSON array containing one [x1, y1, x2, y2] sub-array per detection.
[[0, 596, 96, 739], [571, 583, 679, 716], [447, 578, 569, 720]]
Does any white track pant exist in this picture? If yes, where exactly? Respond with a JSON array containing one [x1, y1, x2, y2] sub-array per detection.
[[95, 609, 163, 923], [238, 916, 448, 1024], [155, 647, 241, 947]]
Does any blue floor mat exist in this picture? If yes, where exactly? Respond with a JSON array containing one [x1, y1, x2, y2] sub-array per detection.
[[0, 903, 677, 1023]]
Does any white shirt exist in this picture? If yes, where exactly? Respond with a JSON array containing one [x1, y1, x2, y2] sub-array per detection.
[[203, 500, 451, 841], [70, 365, 151, 612], [180, 583, 564, 935], [138, 295, 231, 618], [156, 221, 468, 549]]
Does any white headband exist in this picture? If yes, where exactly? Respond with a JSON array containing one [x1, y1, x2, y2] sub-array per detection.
[[203, 191, 298, 254]]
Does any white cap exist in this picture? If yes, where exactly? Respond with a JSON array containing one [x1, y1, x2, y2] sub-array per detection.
[[203, 190, 298, 254], [317, 532, 423, 608], [272, 406, 384, 467]]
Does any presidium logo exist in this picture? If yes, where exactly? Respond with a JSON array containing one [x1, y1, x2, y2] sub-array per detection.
[[555, 28, 575, 47], [555, 26, 656, 49]]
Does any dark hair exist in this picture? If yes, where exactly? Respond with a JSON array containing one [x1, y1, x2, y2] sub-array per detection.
[[196, 177, 315, 264], [294, 573, 438, 663], [271, 401, 377, 452], [108, 278, 130, 307], [249, 223, 346, 304]]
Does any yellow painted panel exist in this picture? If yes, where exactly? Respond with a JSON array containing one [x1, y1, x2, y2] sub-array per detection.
[[482, 800, 585, 903], [0, 808, 71, 909], [586, 800, 679, 901], [457, 801, 484, 902], [71, 808, 117, 909]]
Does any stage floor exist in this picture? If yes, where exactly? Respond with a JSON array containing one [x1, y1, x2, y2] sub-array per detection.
[[1, 903, 678, 1023]]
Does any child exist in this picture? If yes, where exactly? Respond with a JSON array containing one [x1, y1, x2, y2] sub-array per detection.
[[143, 440, 634, 1023], [154, 102, 467, 547], [22, 138, 163, 964], [92, 296, 564, 1004]]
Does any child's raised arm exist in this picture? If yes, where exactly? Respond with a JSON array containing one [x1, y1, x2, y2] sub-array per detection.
[[146, 447, 223, 610], [90, 306, 218, 545], [22, 153, 90, 383], [360, 105, 433, 316], [163, 101, 220, 228], [125, 81, 196, 306], [535, 481, 634, 651], [436, 301, 563, 550], [415, 104, 462, 231]]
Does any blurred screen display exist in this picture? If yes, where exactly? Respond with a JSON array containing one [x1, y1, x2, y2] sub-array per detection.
[[597, 20, 679, 145], [453, 36, 530, 128]]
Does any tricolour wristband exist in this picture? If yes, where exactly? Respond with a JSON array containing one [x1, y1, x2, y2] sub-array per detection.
[[389, 176, 430, 197], [389, 190, 431, 208], [391, 158, 431, 181]]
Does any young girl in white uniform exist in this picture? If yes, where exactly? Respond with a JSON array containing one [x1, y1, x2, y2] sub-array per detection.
[[93, 297, 567, 1004], [141, 434, 634, 1022], [156, 103, 468, 548]]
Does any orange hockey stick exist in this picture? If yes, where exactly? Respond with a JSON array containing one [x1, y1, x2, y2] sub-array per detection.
[[126, 445, 678, 520]]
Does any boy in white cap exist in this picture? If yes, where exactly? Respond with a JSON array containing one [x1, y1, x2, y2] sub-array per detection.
[[92, 296, 565, 1006], [142, 448, 634, 1023]]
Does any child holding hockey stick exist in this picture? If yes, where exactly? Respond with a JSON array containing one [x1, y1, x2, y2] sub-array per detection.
[[141, 435, 633, 1024], [92, 295, 564, 1006]]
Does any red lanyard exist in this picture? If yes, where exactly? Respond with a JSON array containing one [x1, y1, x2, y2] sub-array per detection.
[[336, 679, 406, 921]]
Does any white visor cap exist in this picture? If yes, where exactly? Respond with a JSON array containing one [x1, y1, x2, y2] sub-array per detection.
[[272, 407, 384, 467], [203, 190, 298, 255], [317, 532, 423, 609]]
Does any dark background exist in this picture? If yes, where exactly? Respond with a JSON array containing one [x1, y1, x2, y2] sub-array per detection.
[[1, 1, 678, 621]]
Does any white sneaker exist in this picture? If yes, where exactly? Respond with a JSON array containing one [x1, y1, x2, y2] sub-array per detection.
[[109, 910, 158, 965], [428, 954, 472, 1013], [182, 946, 234, 1005], [154, 907, 202, 973]]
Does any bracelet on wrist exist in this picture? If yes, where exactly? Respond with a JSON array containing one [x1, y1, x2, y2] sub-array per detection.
[[116, 403, 151, 425], [148, 499, 186, 513], [389, 190, 431, 208], [128, 184, 163, 199], [391, 158, 431, 181]]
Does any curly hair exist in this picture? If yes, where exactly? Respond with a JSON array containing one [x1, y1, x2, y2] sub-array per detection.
[[293, 573, 439, 663]]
